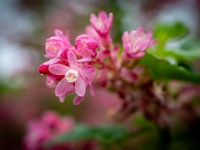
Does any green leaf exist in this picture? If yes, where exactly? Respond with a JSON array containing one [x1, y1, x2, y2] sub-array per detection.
[[171, 38, 200, 61], [153, 22, 189, 48], [181, 39, 200, 51], [149, 47, 200, 63], [147, 38, 200, 72], [44, 124, 130, 148], [140, 52, 200, 84]]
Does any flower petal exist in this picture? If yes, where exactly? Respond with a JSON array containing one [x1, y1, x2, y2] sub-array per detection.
[[77, 53, 92, 62], [88, 82, 95, 97], [44, 57, 60, 65], [46, 75, 58, 88], [79, 64, 96, 81], [135, 27, 144, 37], [54, 29, 64, 38], [49, 64, 69, 75], [136, 39, 150, 52], [75, 77, 86, 97], [98, 11, 107, 20], [55, 78, 74, 96], [59, 95, 66, 103], [149, 39, 157, 47], [73, 96, 84, 105], [130, 52, 145, 58], [67, 51, 78, 68]]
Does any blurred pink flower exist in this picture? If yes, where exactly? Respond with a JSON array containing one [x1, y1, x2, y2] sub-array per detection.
[[90, 11, 113, 37], [122, 27, 156, 58], [120, 68, 138, 83], [24, 111, 74, 150], [90, 11, 113, 48]]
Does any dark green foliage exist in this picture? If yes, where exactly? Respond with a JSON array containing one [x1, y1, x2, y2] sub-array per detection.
[[140, 53, 200, 84], [44, 124, 130, 148]]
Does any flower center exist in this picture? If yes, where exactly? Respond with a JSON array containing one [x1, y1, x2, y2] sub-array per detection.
[[97, 18, 103, 29], [47, 45, 56, 51], [65, 69, 79, 82]]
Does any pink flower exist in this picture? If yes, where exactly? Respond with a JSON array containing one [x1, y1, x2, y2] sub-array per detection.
[[122, 27, 156, 58], [90, 11, 113, 37], [54, 29, 76, 58], [24, 121, 51, 150], [49, 51, 96, 104], [44, 30, 75, 65], [45, 36, 67, 59], [75, 34, 98, 62], [86, 25, 103, 49], [42, 111, 74, 133], [24, 111, 74, 150], [54, 29, 72, 47]]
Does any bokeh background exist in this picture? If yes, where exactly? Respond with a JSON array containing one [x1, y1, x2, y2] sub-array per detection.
[[0, 0, 200, 149]]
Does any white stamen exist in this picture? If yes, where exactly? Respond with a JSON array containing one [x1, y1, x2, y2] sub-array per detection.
[[65, 69, 79, 82]]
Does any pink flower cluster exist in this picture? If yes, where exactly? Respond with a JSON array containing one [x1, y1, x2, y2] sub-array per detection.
[[38, 31, 97, 105], [24, 111, 74, 150], [38, 11, 156, 105]]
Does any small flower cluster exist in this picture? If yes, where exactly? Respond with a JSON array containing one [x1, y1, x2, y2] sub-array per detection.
[[38, 11, 156, 105], [38, 31, 98, 105], [24, 111, 74, 150]]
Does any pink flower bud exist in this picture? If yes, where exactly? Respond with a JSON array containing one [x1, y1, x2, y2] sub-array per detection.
[[76, 34, 98, 62], [38, 64, 50, 75], [86, 25, 103, 48]]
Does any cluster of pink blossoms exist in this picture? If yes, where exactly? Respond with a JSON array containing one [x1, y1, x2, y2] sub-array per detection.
[[24, 111, 74, 150], [38, 11, 156, 105]]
